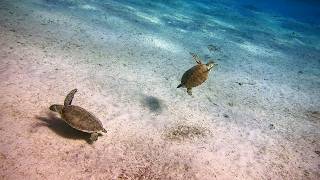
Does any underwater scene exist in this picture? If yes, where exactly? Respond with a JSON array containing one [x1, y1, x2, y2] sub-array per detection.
[[0, 0, 319, 179]]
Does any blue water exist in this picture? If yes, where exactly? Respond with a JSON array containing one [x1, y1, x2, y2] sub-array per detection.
[[40, 0, 320, 43], [32, 0, 319, 114], [234, 0, 320, 24]]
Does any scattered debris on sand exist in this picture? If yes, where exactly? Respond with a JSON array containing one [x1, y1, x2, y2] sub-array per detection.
[[165, 124, 210, 141]]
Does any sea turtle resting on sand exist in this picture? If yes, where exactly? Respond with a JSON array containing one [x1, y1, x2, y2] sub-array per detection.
[[49, 89, 107, 142], [177, 53, 217, 95]]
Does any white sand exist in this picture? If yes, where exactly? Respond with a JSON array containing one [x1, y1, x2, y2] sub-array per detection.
[[0, 0, 319, 179]]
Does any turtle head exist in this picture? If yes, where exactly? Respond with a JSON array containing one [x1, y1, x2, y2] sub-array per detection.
[[206, 61, 217, 71], [102, 128, 107, 133], [49, 104, 63, 114]]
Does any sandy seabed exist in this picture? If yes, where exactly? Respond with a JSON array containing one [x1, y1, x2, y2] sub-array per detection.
[[0, 0, 319, 179]]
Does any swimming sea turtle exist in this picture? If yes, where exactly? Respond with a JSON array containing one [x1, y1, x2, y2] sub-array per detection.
[[49, 89, 107, 142], [177, 53, 217, 95]]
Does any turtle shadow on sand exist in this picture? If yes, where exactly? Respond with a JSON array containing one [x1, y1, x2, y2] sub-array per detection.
[[34, 112, 92, 143], [141, 96, 165, 114]]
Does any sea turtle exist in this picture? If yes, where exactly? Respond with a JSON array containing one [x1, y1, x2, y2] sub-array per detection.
[[49, 89, 107, 142], [177, 53, 217, 95]]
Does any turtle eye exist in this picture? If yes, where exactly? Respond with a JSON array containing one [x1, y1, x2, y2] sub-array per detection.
[[49, 105, 57, 112]]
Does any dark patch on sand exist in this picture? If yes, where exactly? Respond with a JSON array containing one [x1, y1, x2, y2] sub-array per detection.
[[120, 141, 195, 179], [306, 110, 320, 123], [165, 124, 210, 141], [0, 152, 6, 160]]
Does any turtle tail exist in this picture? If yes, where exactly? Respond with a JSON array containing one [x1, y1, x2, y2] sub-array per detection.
[[177, 84, 183, 88]]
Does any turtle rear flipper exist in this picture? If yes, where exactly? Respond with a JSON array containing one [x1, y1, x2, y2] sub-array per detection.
[[187, 88, 192, 96], [64, 89, 78, 106], [89, 132, 99, 142]]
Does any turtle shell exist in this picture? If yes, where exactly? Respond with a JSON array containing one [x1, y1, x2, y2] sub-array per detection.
[[181, 64, 209, 88], [61, 105, 105, 133]]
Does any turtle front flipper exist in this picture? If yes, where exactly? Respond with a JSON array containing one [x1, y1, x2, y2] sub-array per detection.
[[187, 88, 192, 96], [64, 89, 78, 106], [189, 52, 202, 64]]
